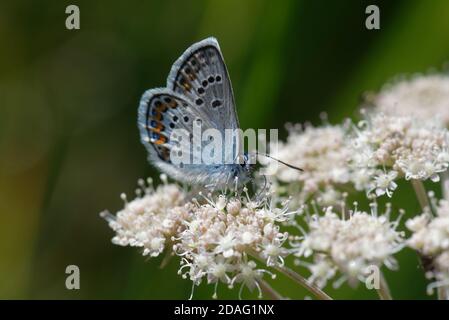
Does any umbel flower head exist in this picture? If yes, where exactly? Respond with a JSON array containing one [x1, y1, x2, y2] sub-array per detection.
[[101, 175, 189, 257], [265, 121, 352, 205], [174, 188, 295, 299], [294, 202, 405, 288], [102, 179, 296, 299], [372, 74, 449, 127], [406, 197, 449, 296], [348, 110, 449, 197]]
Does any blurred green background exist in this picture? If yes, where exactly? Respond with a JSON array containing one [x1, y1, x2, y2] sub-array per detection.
[[1, 0, 449, 299]]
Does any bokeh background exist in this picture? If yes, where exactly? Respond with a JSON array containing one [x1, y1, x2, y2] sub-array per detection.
[[1, 0, 449, 299]]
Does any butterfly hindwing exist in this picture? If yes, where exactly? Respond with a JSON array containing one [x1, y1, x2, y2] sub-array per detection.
[[138, 88, 225, 181]]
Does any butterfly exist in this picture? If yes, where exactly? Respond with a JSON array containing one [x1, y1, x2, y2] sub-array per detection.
[[137, 37, 254, 189]]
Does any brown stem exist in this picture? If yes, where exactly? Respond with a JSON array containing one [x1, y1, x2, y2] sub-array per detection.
[[257, 279, 283, 300], [411, 180, 430, 211], [273, 265, 333, 300], [376, 271, 392, 300]]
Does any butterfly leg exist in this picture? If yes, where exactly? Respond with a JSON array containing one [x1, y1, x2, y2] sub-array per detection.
[[254, 174, 268, 203]]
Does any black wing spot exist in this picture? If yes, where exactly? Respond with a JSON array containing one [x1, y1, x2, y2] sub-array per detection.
[[212, 99, 222, 108], [196, 98, 204, 106], [208, 76, 215, 83], [215, 75, 222, 82], [183, 116, 189, 123], [202, 80, 208, 88], [173, 115, 179, 122], [198, 87, 205, 94], [169, 123, 175, 129]]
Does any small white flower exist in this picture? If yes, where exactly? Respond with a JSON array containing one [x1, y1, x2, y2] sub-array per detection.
[[370, 170, 398, 197]]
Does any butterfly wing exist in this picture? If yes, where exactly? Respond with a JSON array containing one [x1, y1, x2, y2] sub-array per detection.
[[167, 37, 242, 158], [138, 38, 244, 187], [138, 88, 237, 186]]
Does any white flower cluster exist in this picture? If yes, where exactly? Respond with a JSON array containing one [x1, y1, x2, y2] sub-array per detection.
[[101, 177, 189, 257], [265, 123, 351, 205], [174, 191, 293, 299], [373, 74, 449, 127], [295, 203, 405, 288], [102, 179, 295, 299], [101, 72, 449, 300], [349, 111, 449, 197], [407, 199, 449, 295]]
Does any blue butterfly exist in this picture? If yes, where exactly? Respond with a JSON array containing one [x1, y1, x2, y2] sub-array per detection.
[[138, 37, 253, 189]]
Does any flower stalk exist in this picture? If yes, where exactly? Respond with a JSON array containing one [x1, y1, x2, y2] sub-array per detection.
[[411, 180, 430, 211], [273, 264, 333, 300], [248, 250, 332, 300], [257, 279, 284, 300], [376, 271, 392, 300]]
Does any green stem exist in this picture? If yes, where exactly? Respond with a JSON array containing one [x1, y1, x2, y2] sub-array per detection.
[[441, 171, 449, 201]]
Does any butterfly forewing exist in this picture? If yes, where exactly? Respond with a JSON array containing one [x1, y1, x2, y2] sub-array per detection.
[[167, 38, 241, 138]]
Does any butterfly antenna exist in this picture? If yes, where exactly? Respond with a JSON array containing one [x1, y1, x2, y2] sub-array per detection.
[[255, 152, 304, 172]]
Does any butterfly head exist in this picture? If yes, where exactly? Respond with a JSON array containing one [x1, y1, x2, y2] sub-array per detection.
[[243, 152, 257, 169], [235, 153, 257, 182]]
